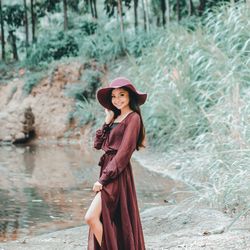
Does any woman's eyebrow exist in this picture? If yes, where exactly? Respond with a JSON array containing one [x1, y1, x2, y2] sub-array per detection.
[[112, 91, 125, 96]]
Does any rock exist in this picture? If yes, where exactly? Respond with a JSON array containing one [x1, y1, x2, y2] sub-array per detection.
[[0, 106, 35, 144], [15, 132, 26, 141], [3, 135, 13, 142]]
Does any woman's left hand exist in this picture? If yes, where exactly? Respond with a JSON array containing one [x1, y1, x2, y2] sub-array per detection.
[[93, 181, 103, 192]]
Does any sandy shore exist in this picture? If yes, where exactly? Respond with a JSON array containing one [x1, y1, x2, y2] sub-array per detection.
[[0, 149, 249, 250], [0, 205, 249, 250]]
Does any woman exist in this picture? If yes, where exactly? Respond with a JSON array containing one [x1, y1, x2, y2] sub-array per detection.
[[85, 77, 147, 250]]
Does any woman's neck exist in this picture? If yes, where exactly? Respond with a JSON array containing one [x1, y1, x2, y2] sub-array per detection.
[[120, 108, 133, 116]]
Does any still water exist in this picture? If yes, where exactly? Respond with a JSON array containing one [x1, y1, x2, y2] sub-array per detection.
[[0, 143, 178, 242]]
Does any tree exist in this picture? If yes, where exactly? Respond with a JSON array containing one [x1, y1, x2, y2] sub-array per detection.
[[134, 0, 138, 31], [197, 0, 206, 15], [187, 0, 195, 16], [91, 0, 98, 18], [31, 0, 36, 43], [23, 0, 29, 49], [176, 0, 181, 21], [141, 0, 150, 32], [3, 4, 25, 61], [63, 0, 68, 30], [0, 0, 5, 61], [161, 0, 166, 27], [166, 0, 170, 24], [68, 0, 80, 12], [117, 0, 126, 48]]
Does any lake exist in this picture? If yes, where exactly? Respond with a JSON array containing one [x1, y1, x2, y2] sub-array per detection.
[[0, 143, 179, 242]]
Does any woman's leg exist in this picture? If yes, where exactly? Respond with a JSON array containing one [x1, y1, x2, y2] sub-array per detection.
[[85, 191, 103, 246]]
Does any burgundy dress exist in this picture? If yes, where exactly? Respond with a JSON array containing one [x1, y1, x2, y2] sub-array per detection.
[[88, 111, 145, 250]]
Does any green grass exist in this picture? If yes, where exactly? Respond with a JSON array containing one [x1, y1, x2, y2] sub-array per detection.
[[117, 2, 250, 215]]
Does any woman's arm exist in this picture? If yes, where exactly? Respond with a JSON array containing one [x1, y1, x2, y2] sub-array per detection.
[[93, 123, 110, 150], [98, 113, 141, 185], [93, 109, 114, 150]]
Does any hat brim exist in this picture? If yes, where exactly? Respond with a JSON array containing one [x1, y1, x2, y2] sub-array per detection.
[[97, 84, 147, 110]]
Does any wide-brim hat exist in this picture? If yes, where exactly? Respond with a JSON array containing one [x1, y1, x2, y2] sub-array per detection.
[[96, 77, 147, 110]]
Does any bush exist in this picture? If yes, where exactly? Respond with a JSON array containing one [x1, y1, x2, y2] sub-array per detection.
[[23, 71, 45, 95], [80, 27, 124, 63], [25, 31, 79, 68], [64, 68, 102, 101], [79, 20, 98, 35]]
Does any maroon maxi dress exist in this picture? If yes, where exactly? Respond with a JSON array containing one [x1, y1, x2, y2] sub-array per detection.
[[88, 111, 145, 250]]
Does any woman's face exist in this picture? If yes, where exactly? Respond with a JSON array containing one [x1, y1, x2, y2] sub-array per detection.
[[111, 88, 130, 110]]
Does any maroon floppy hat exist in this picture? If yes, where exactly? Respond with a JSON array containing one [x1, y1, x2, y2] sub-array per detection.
[[96, 77, 147, 110]]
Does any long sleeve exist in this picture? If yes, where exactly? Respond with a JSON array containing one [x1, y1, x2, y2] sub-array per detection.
[[99, 114, 141, 185], [94, 123, 110, 150]]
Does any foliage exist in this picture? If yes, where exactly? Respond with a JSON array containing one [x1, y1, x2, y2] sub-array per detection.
[[64, 68, 102, 102], [65, 65, 104, 125], [104, 0, 132, 17], [23, 71, 45, 95], [121, 2, 250, 213], [68, 99, 101, 126], [0, 62, 12, 81], [2, 4, 25, 29], [126, 30, 160, 57], [25, 31, 79, 67], [35, 0, 61, 18], [79, 19, 98, 35], [80, 27, 125, 63]]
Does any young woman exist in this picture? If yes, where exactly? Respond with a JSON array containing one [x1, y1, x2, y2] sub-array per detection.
[[85, 77, 147, 250]]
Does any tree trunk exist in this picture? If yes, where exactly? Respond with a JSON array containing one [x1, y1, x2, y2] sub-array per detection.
[[117, 0, 126, 49], [89, 0, 94, 18], [198, 0, 206, 16], [134, 0, 138, 32], [23, 0, 29, 50], [176, 0, 181, 22], [141, 0, 147, 31], [160, 0, 166, 27], [31, 0, 36, 43], [9, 30, 18, 61], [63, 0, 68, 30], [0, 0, 5, 61], [187, 0, 195, 16], [93, 0, 98, 18], [144, 0, 150, 32], [166, 0, 170, 24]]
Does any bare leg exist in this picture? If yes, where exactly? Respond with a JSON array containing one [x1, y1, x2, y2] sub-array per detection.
[[85, 191, 103, 246]]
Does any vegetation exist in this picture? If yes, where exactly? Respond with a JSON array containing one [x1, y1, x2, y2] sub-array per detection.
[[23, 71, 45, 95], [0, 0, 245, 64], [122, 2, 250, 215]]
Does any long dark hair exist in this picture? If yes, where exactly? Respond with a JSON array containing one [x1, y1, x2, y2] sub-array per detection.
[[109, 87, 146, 151]]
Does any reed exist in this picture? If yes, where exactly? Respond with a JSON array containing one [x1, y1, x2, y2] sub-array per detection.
[[121, 2, 250, 215]]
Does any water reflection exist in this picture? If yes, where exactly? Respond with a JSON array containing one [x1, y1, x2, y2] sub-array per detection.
[[0, 144, 181, 242]]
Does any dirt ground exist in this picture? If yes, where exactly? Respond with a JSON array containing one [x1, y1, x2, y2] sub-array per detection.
[[0, 205, 249, 250], [0, 150, 249, 250]]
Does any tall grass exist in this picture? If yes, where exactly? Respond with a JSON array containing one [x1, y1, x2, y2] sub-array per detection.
[[121, 2, 250, 215]]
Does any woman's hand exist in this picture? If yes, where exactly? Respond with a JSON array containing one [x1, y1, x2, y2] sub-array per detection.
[[104, 109, 114, 124], [93, 181, 103, 192]]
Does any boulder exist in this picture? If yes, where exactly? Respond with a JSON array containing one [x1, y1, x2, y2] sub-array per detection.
[[0, 106, 35, 144]]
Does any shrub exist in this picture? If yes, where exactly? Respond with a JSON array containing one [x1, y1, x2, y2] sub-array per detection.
[[25, 31, 79, 68], [23, 71, 45, 95], [64, 68, 102, 101]]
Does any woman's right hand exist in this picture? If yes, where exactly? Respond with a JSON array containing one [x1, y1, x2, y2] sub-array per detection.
[[104, 109, 114, 124]]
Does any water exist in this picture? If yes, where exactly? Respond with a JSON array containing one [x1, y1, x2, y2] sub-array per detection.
[[0, 143, 181, 242]]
